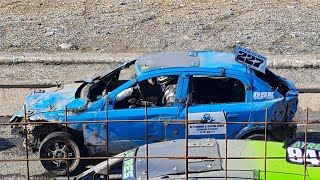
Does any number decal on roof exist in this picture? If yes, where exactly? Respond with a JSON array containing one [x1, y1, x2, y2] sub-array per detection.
[[234, 46, 267, 73]]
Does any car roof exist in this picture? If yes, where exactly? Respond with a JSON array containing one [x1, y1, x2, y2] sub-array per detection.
[[135, 51, 248, 74]]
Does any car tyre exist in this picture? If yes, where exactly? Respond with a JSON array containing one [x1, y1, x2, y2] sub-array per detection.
[[243, 132, 274, 141], [39, 132, 84, 176]]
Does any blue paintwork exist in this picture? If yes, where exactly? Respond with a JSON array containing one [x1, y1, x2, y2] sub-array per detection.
[[10, 50, 299, 155]]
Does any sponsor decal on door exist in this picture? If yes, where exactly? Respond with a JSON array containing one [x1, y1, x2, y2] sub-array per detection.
[[188, 112, 226, 135]]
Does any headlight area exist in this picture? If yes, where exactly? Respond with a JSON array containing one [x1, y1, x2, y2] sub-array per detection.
[[10, 117, 62, 151], [10, 118, 40, 151]]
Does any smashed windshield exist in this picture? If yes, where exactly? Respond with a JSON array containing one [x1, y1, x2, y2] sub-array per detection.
[[82, 60, 137, 102]]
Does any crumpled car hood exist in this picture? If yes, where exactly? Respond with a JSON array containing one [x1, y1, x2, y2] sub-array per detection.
[[10, 83, 83, 122]]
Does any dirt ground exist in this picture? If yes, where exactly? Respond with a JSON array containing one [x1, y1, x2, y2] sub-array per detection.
[[0, 0, 319, 54]]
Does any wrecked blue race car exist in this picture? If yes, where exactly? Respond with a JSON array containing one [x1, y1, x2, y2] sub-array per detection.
[[10, 47, 298, 175]]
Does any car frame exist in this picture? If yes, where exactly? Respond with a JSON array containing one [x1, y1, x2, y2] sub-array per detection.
[[10, 47, 298, 175]]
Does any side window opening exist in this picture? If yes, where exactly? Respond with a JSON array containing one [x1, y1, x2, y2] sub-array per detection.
[[254, 69, 289, 96], [189, 75, 245, 105], [114, 75, 179, 109]]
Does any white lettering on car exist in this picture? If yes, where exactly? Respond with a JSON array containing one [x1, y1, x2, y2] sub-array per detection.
[[253, 92, 274, 100], [287, 147, 320, 166], [188, 112, 226, 135]]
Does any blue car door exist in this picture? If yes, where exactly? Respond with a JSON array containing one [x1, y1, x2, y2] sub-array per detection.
[[177, 71, 253, 139], [90, 72, 184, 153]]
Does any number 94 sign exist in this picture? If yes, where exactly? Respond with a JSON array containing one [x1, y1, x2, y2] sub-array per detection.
[[286, 141, 320, 166]]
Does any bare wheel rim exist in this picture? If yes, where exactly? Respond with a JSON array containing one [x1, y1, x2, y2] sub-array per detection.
[[41, 139, 79, 172]]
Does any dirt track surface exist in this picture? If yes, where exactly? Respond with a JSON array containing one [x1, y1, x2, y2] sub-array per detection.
[[0, 0, 319, 54]]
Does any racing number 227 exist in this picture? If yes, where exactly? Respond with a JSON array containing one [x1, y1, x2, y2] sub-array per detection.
[[236, 51, 264, 68]]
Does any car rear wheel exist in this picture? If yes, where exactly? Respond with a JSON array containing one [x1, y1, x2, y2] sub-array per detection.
[[39, 132, 83, 175], [242, 132, 274, 141]]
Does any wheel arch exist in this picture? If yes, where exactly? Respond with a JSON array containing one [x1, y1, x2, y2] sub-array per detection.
[[235, 127, 274, 140], [32, 123, 84, 149], [239, 130, 275, 140]]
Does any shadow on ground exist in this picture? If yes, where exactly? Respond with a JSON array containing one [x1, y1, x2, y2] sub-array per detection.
[[0, 138, 15, 151], [31, 172, 56, 180], [0, 173, 25, 179], [296, 132, 320, 142]]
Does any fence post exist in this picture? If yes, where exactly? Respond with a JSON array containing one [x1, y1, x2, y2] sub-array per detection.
[[223, 110, 227, 180], [145, 102, 149, 180], [23, 104, 30, 180], [303, 108, 309, 180], [106, 99, 110, 179], [185, 102, 189, 180], [264, 107, 268, 180], [64, 105, 70, 180]]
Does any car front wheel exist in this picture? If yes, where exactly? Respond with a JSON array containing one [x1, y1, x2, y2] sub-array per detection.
[[39, 132, 82, 176]]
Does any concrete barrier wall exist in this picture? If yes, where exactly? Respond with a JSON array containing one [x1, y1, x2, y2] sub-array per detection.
[[1, 53, 319, 87], [1, 1, 319, 55]]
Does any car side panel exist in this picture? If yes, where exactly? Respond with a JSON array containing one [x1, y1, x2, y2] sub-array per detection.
[[171, 71, 253, 139], [81, 71, 184, 154]]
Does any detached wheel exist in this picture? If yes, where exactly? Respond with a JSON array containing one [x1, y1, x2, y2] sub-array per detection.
[[39, 132, 83, 176]]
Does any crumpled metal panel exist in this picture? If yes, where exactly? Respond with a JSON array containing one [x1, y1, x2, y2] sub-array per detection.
[[133, 138, 221, 180], [83, 123, 107, 146], [10, 83, 83, 122]]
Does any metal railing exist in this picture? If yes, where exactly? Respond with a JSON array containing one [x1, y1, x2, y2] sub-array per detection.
[[0, 102, 318, 180], [1, 84, 319, 93]]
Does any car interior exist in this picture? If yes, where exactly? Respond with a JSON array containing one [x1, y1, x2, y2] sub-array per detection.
[[114, 76, 178, 109], [81, 62, 246, 108], [254, 69, 289, 96], [189, 76, 245, 104]]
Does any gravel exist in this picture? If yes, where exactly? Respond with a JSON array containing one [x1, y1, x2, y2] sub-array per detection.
[[0, 0, 319, 54]]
